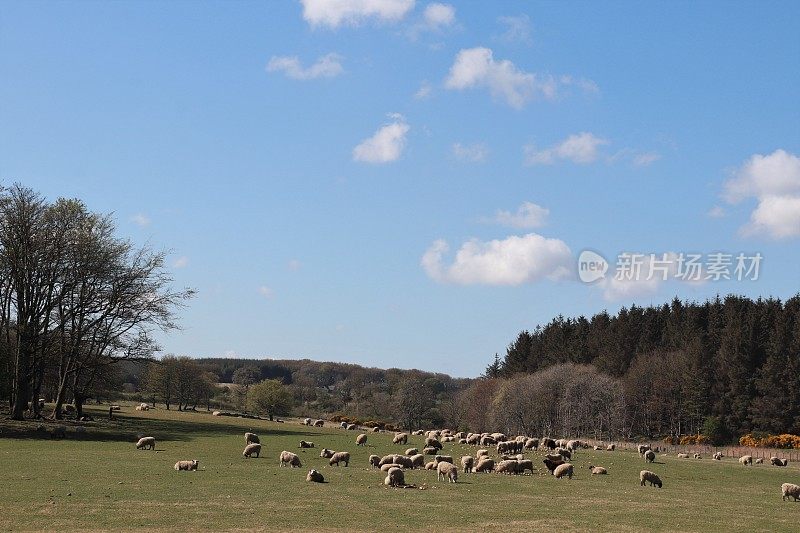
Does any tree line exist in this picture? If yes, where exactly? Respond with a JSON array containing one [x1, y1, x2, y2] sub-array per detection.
[[0, 185, 193, 420], [476, 295, 800, 442]]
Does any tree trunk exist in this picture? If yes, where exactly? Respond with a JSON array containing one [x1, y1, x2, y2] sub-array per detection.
[[11, 339, 34, 420]]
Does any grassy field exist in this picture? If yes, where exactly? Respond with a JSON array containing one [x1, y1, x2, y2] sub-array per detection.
[[1, 405, 798, 532]]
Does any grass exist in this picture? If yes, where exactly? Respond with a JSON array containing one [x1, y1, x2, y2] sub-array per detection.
[[1, 404, 798, 532]]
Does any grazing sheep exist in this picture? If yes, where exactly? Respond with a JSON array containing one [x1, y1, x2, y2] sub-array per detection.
[[280, 451, 302, 468], [425, 437, 443, 450], [607, 444, 616, 451], [356, 434, 368, 446], [545, 453, 564, 462], [212, 411, 222, 416], [306, 469, 324, 483], [329, 451, 351, 467], [437, 461, 458, 483], [303, 418, 312, 426], [480, 436, 497, 446], [771, 457, 789, 467], [461, 456, 474, 473], [425, 461, 437, 470], [677, 453, 690, 459], [369, 454, 381, 468], [394, 456, 414, 469], [476, 449, 489, 458], [381, 463, 403, 472], [412, 430, 424, 436], [423, 447, 438, 456], [557, 448, 572, 460], [243, 443, 262, 458], [525, 438, 539, 450], [405, 448, 419, 456], [644, 450, 656, 463], [693, 453, 702, 459], [299, 440, 314, 448], [475, 458, 495, 473], [640, 470, 662, 488], [372, 426, 380, 432], [314, 419, 324, 427], [637, 444, 651, 456], [566, 440, 581, 451], [516, 459, 534, 474], [739, 455, 753, 466], [434, 455, 453, 465], [385, 466, 405, 487], [136, 437, 156, 450], [781, 483, 800, 502], [320, 448, 335, 459], [466, 434, 480, 445], [495, 460, 519, 475], [593, 446, 603, 451], [174, 460, 199, 471], [541, 437, 556, 450], [379, 454, 400, 467], [245, 432, 260, 445], [393, 433, 408, 445], [589, 464, 607, 475], [346, 423, 357, 431], [713, 452, 723, 460], [553, 463, 574, 480], [409, 454, 425, 468], [755, 457, 764, 464], [543, 457, 565, 475]]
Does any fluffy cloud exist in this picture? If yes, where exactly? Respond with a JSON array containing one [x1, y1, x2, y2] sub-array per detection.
[[493, 202, 549, 229], [300, 0, 415, 28], [414, 80, 433, 99], [353, 114, 410, 163], [632, 152, 661, 166], [595, 252, 703, 302], [172, 256, 189, 268], [722, 149, 800, 239], [421, 233, 572, 285], [524, 132, 608, 165], [452, 142, 488, 162], [444, 47, 557, 108], [267, 53, 343, 80], [423, 3, 455, 28], [130, 213, 151, 227]]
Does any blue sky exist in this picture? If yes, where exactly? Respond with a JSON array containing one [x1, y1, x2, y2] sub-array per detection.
[[1, 1, 799, 377]]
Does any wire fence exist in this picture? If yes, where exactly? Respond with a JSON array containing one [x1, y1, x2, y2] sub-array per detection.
[[586, 440, 799, 462]]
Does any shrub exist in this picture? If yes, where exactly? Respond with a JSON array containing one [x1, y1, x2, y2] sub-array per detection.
[[739, 433, 800, 449]]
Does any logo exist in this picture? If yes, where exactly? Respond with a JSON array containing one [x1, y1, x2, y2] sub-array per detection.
[[578, 250, 608, 283]]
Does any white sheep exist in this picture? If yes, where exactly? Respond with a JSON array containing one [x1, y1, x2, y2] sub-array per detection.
[[314, 419, 324, 427], [589, 464, 607, 475], [243, 443, 262, 458], [245, 432, 260, 445], [475, 458, 495, 473], [437, 461, 458, 483], [781, 483, 800, 501], [637, 444, 650, 456], [553, 463, 574, 479], [384, 466, 405, 487], [356, 434, 368, 446], [320, 448, 335, 458], [174, 460, 199, 471], [677, 453, 690, 459], [644, 450, 656, 463], [640, 470, 662, 488], [771, 457, 789, 467], [755, 457, 764, 464], [299, 440, 314, 448], [346, 423, 357, 431], [461, 456, 474, 473], [329, 451, 350, 466], [424, 461, 437, 470], [280, 451, 302, 467], [434, 455, 453, 465], [303, 417, 312, 426], [369, 454, 381, 468], [381, 463, 402, 472], [476, 449, 489, 458], [136, 437, 156, 450], [607, 444, 616, 451], [393, 433, 408, 445], [740, 455, 753, 466], [405, 448, 419, 456], [409, 454, 425, 469], [306, 469, 325, 483]]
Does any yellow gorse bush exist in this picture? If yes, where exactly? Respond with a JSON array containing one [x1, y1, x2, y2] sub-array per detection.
[[739, 433, 800, 449]]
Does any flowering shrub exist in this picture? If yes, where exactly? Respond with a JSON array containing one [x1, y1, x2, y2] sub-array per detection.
[[739, 433, 800, 449]]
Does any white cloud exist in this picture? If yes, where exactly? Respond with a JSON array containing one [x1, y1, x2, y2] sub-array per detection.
[[632, 152, 661, 166], [497, 14, 532, 44], [130, 213, 151, 227], [288, 259, 303, 271], [722, 149, 800, 239], [559, 75, 600, 95], [266, 53, 343, 80], [353, 114, 410, 163], [300, 0, 415, 28], [444, 47, 557, 108], [421, 233, 572, 285], [742, 195, 800, 239], [423, 3, 455, 28], [524, 132, 608, 165], [452, 142, 488, 162], [596, 252, 701, 302], [414, 80, 433, 99], [493, 202, 549, 229], [172, 256, 189, 268], [258, 286, 274, 299], [707, 206, 726, 218]]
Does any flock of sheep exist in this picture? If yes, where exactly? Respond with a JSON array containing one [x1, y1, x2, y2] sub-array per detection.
[[132, 419, 799, 502]]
